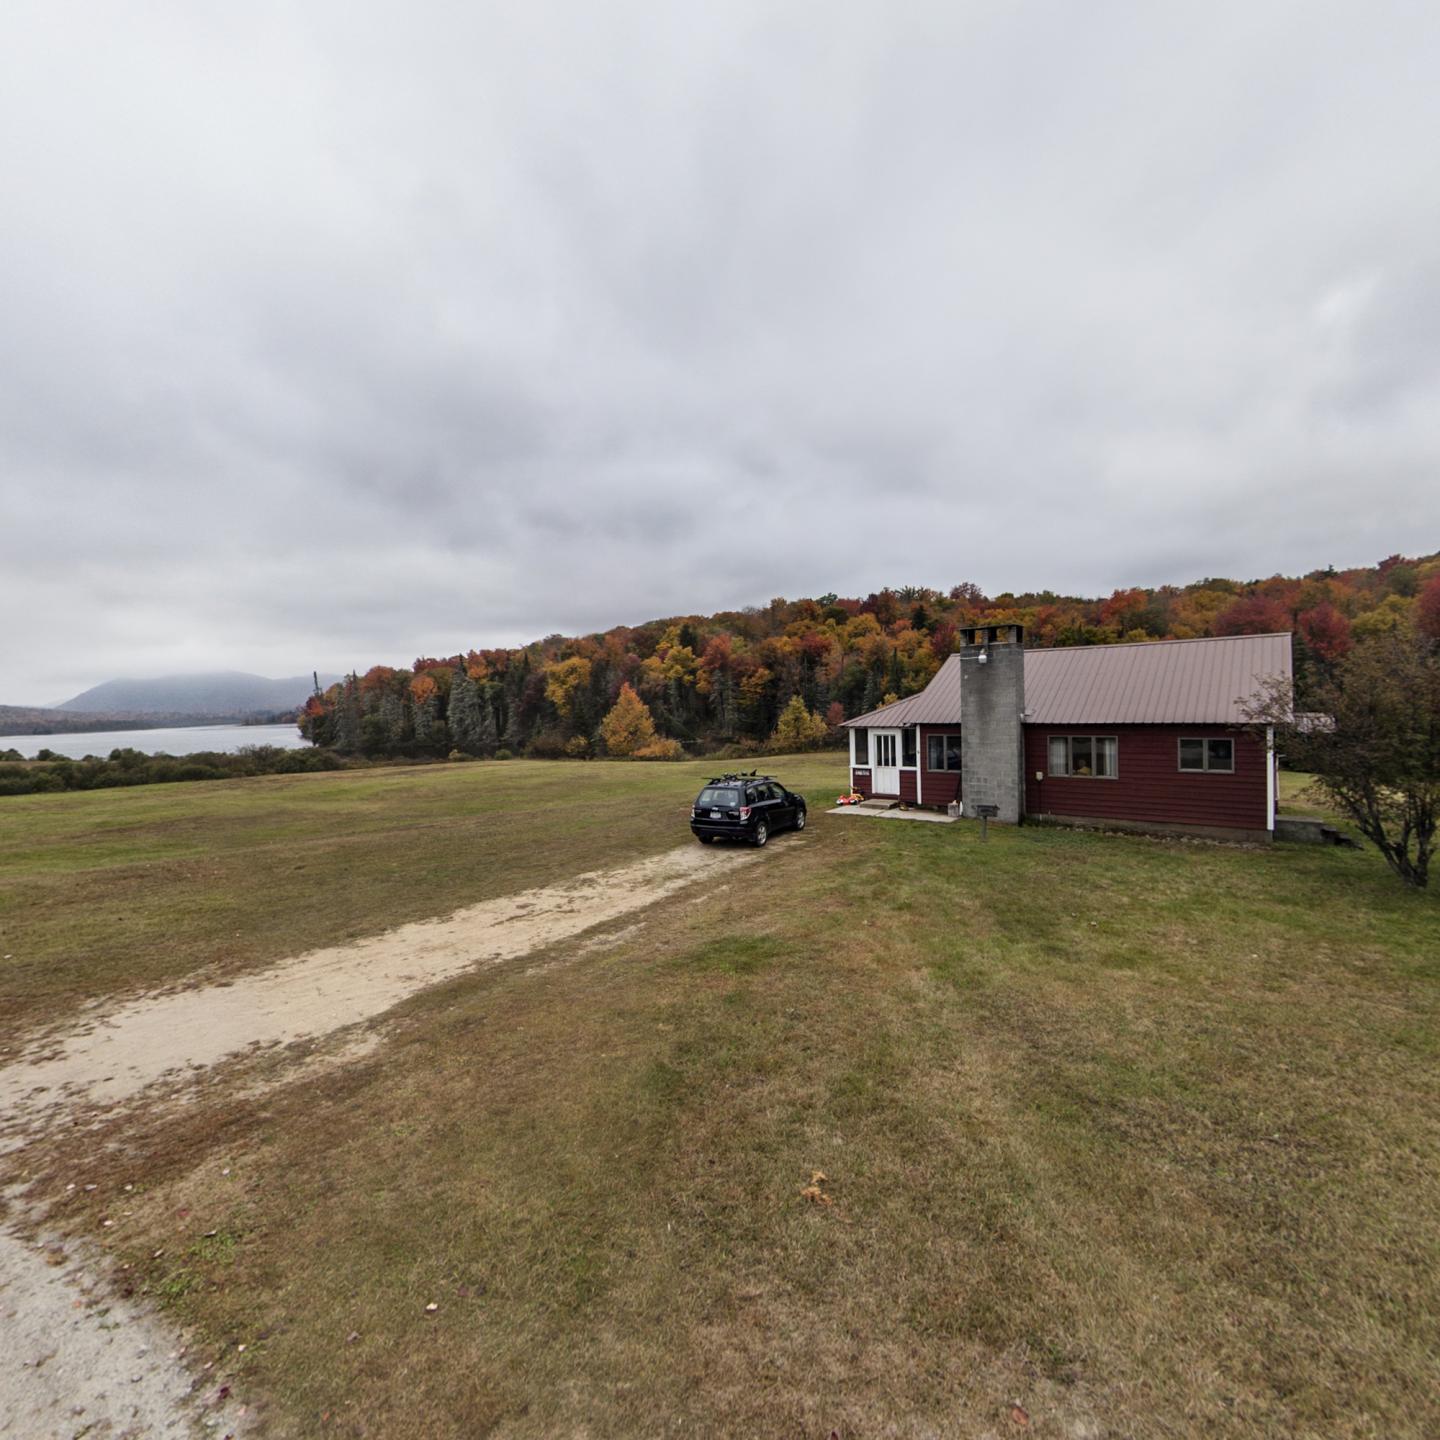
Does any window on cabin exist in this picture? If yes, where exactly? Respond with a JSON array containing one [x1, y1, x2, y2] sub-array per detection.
[[1178, 737, 1234, 772], [902, 729, 916, 766], [926, 734, 963, 771], [1047, 735, 1118, 778], [854, 729, 868, 765]]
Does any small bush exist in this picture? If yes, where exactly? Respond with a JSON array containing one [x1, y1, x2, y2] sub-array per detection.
[[633, 738, 684, 761], [447, 749, 476, 762], [494, 748, 513, 760], [526, 728, 571, 759]]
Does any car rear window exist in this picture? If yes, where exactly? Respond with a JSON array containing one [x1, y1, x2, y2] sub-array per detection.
[[697, 787, 740, 807]]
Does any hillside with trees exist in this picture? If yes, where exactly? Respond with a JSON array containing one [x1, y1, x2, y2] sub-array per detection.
[[300, 551, 1440, 760], [57, 671, 341, 717]]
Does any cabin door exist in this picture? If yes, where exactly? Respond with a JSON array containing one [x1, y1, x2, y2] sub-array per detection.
[[871, 728, 901, 795]]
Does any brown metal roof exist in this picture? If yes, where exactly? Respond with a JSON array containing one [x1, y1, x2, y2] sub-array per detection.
[[842, 633, 1292, 728]]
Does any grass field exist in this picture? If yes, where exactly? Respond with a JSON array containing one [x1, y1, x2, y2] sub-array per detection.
[[5, 757, 1439, 1437], [0, 753, 845, 1043]]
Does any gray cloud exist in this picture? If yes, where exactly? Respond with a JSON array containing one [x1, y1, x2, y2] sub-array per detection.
[[2, 0, 1438, 701]]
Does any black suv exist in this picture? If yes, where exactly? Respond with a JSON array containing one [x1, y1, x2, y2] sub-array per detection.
[[690, 772, 807, 847]]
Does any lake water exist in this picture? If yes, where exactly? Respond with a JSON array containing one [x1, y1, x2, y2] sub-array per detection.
[[0, 723, 310, 760]]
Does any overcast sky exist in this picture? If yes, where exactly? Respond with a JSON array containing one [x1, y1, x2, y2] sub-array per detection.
[[3, 1, 1438, 702]]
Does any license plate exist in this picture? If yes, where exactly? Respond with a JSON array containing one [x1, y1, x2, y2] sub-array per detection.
[[710, 810, 722, 818]]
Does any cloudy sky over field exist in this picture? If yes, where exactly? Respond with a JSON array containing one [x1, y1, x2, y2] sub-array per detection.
[[3, 0, 1438, 700]]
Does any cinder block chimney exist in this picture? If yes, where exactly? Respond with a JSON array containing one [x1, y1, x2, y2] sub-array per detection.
[[959, 623, 1026, 824]]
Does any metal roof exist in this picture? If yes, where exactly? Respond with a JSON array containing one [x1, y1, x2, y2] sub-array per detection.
[[842, 633, 1292, 728]]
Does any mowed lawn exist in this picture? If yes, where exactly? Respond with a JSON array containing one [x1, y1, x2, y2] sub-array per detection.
[[0, 753, 845, 1043], [9, 759, 1440, 1437]]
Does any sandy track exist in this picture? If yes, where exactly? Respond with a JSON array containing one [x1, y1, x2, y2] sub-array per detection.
[[1, 841, 751, 1144], [0, 1222, 251, 1439], [1, 840, 761, 1436]]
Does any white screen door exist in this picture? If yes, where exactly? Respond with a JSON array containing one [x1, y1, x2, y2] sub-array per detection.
[[871, 729, 900, 794]]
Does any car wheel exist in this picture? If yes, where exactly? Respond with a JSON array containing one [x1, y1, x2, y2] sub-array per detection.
[[697, 834, 714, 844], [794, 808, 806, 831], [753, 821, 769, 847]]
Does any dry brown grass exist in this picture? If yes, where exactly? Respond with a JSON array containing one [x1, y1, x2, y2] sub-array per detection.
[[16, 768, 1440, 1438], [0, 753, 844, 1043]]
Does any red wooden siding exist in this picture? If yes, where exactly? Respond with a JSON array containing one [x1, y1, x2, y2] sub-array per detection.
[[1023, 725, 1267, 833], [848, 765, 918, 800], [919, 725, 963, 805], [850, 726, 959, 803]]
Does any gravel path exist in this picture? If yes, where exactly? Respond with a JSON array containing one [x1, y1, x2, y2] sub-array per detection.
[[1, 842, 750, 1145], [0, 1222, 249, 1438], [0, 839, 757, 1437]]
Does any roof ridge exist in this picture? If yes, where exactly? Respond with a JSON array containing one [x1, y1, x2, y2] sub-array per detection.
[[1026, 631, 1291, 653]]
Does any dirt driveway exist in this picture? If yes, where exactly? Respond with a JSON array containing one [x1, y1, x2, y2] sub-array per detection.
[[0, 839, 761, 1438]]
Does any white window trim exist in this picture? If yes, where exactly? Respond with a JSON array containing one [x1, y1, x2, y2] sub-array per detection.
[[851, 726, 869, 768], [1178, 736, 1235, 774], [1048, 734, 1119, 779]]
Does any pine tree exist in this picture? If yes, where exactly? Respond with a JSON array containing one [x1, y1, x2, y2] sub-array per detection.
[[412, 693, 447, 754], [380, 690, 405, 753], [477, 683, 500, 753], [448, 666, 486, 754], [333, 674, 362, 753]]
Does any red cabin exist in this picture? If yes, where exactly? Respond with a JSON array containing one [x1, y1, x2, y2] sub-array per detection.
[[842, 628, 1291, 843]]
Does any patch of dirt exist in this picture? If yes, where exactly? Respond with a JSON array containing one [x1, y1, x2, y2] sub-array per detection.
[[0, 840, 767, 1436], [1, 843, 754, 1146], [0, 1217, 252, 1438]]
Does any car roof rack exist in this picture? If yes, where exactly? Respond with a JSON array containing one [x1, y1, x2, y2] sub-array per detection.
[[705, 770, 776, 784]]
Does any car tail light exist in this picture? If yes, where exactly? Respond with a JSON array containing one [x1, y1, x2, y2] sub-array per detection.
[[739, 806, 751, 819]]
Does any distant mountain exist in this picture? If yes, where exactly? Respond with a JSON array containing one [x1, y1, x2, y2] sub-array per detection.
[[0, 703, 249, 737], [57, 672, 340, 718]]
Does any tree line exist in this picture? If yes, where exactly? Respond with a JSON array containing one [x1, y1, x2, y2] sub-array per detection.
[[0, 745, 345, 797], [299, 552, 1440, 761]]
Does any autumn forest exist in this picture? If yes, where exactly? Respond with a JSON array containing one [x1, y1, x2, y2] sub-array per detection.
[[299, 552, 1440, 760]]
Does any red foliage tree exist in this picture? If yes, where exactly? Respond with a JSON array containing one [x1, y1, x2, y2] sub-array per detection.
[[1418, 574, 1440, 641], [1100, 587, 1149, 632], [1297, 603, 1353, 662], [1214, 595, 1291, 637]]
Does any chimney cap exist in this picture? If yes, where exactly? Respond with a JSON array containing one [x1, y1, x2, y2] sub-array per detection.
[[960, 622, 1025, 648]]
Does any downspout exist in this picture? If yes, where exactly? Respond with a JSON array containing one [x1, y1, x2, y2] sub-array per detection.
[[915, 725, 923, 806]]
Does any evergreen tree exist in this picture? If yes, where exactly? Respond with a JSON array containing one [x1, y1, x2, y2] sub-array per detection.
[[413, 693, 447, 754], [380, 690, 405, 753], [333, 674, 362, 753], [448, 666, 486, 754], [479, 683, 501, 753]]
